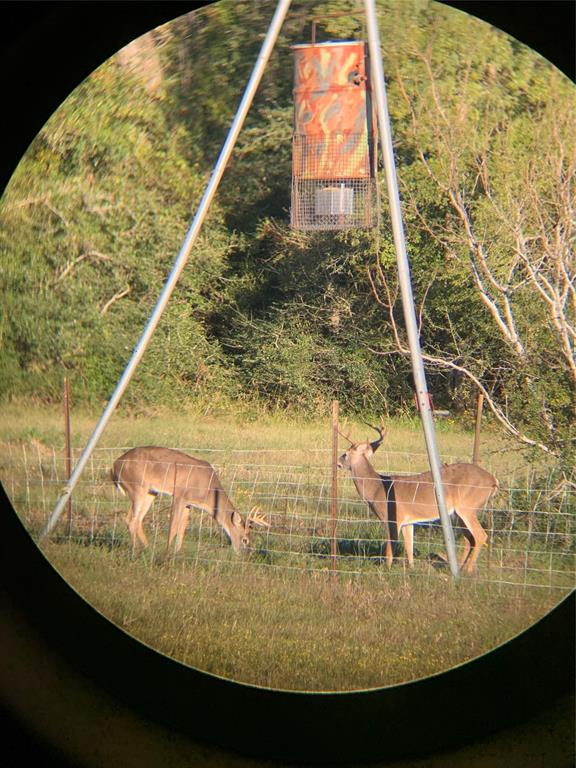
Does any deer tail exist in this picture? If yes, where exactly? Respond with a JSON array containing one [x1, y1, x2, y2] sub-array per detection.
[[110, 466, 126, 495]]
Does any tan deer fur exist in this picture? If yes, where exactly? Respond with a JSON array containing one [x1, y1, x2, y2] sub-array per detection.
[[111, 446, 269, 557], [338, 426, 498, 573]]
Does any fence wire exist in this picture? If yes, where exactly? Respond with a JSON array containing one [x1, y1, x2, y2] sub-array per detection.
[[2, 443, 574, 592]]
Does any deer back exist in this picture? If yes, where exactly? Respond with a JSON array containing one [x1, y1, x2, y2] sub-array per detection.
[[112, 446, 233, 512], [440, 462, 499, 506], [389, 462, 498, 517]]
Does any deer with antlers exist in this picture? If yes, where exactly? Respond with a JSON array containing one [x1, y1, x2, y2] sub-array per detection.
[[111, 446, 269, 557], [337, 424, 498, 573]]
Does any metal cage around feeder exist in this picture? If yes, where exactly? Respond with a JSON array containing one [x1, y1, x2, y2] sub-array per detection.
[[290, 40, 379, 231]]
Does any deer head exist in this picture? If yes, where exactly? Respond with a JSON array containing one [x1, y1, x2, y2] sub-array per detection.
[[337, 423, 386, 469], [230, 506, 270, 551], [225, 506, 269, 551]]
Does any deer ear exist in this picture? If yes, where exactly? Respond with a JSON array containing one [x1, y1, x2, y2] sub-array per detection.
[[232, 510, 244, 527], [370, 439, 383, 454]]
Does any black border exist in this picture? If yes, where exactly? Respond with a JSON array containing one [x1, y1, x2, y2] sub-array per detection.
[[440, 0, 575, 82], [1, 2, 574, 766]]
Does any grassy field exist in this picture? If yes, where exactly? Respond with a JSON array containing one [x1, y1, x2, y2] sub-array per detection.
[[1, 403, 574, 692]]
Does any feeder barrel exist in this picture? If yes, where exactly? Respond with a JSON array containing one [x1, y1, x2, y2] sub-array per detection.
[[290, 40, 379, 230]]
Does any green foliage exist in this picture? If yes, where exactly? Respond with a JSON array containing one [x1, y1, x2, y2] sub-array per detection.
[[0, 53, 239, 408]]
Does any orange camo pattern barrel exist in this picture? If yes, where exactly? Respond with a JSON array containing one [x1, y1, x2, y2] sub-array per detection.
[[291, 40, 376, 180]]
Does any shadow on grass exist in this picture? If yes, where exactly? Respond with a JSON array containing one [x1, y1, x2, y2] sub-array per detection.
[[309, 537, 452, 570], [52, 531, 125, 552]]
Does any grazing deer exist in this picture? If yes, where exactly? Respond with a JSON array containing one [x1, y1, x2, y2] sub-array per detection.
[[337, 425, 498, 573], [111, 446, 269, 556]]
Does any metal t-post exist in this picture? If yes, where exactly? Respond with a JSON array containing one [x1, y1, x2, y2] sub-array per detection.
[[40, 0, 293, 540], [364, 0, 459, 577]]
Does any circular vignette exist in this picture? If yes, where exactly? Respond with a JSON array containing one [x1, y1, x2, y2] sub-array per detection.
[[0, 1, 574, 766]]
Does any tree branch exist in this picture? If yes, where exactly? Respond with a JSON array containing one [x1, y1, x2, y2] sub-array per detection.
[[368, 344, 556, 456], [55, 250, 111, 283], [100, 286, 131, 316]]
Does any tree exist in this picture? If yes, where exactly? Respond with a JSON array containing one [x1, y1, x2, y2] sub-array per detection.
[[368, 6, 575, 459], [0, 49, 240, 407]]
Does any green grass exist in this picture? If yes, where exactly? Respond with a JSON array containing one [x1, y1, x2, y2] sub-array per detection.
[[39, 540, 566, 692], [1, 403, 574, 692]]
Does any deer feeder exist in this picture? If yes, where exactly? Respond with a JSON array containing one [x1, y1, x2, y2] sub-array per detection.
[[290, 40, 379, 230]]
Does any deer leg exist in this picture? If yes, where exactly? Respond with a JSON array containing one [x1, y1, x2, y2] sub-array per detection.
[[381, 519, 394, 567], [133, 493, 155, 551], [127, 491, 155, 554], [125, 489, 138, 548], [456, 510, 487, 574], [174, 507, 190, 554], [166, 496, 184, 558], [401, 524, 415, 567], [127, 506, 138, 553], [385, 539, 393, 567], [454, 514, 473, 569]]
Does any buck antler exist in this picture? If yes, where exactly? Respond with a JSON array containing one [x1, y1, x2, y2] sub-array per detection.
[[362, 421, 386, 449], [246, 506, 271, 528], [337, 418, 354, 446]]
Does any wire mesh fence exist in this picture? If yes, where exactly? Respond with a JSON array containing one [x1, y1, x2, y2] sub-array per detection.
[[2, 441, 574, 593], [291, 133, 379, 230]]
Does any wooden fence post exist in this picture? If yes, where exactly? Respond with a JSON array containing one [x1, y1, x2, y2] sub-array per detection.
[[472, 392, 484, 464]]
